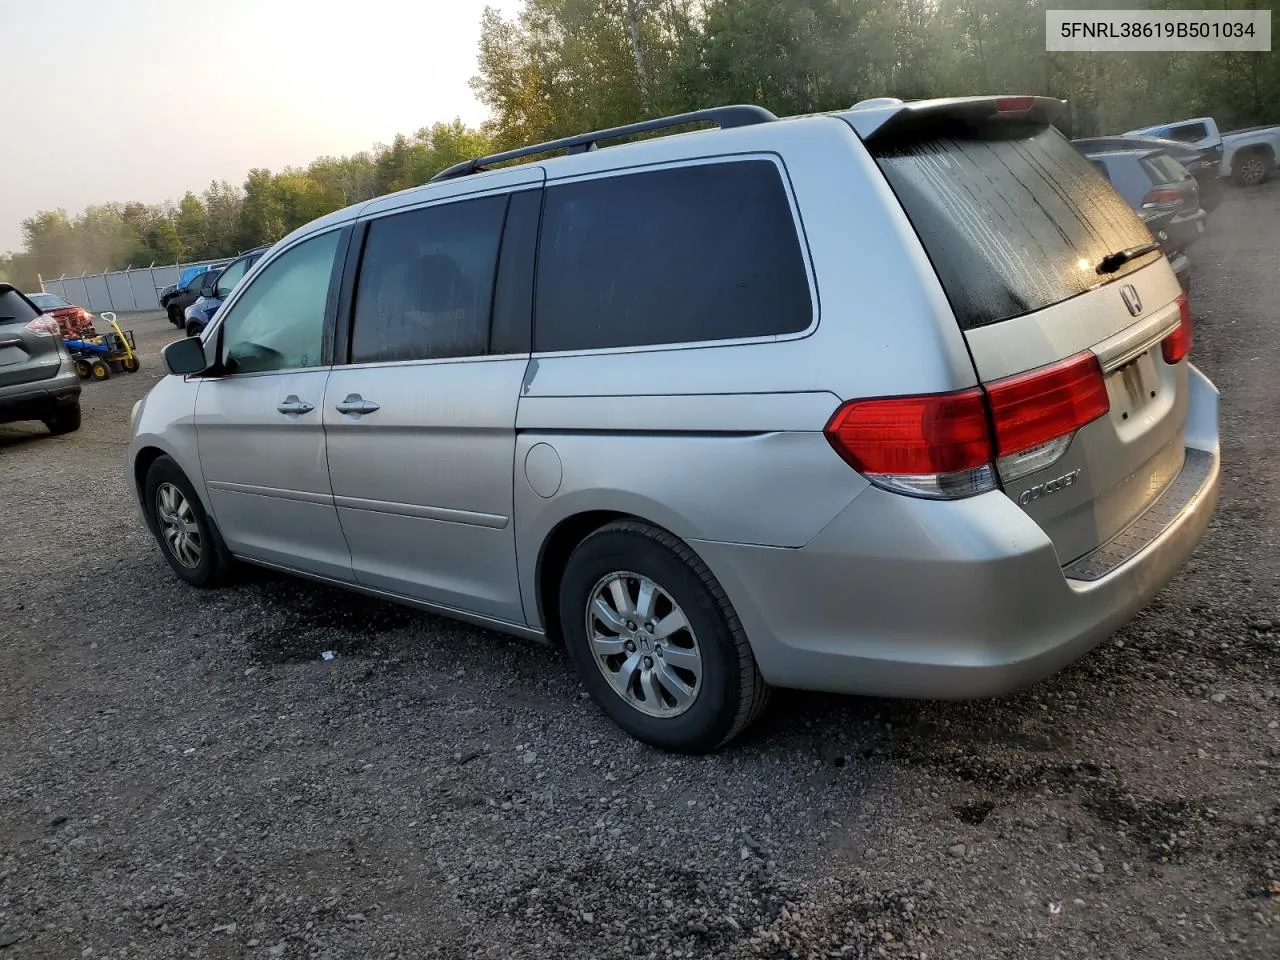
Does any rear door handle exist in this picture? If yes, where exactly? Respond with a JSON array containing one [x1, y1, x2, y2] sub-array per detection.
[[335, 394, 381, 416], [276, 395, 314, 416]]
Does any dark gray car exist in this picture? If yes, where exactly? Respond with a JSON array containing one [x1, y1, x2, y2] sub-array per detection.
[[0, 284, 82, 434]]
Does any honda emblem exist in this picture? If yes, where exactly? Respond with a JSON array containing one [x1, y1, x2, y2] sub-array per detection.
[[1120, 284, 1143, 317]]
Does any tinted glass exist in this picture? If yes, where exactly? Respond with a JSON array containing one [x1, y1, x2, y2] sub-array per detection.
[[873, 125, 1155, 331], [534, 160, 811, 352], [350, 194, 507, 364], [181, 270, 206, 290], [214, 257, 251, 298], [1169, 122, 1208, 142], [1144, 153, 1191, 183], [218, 232, 340, 374], [0, 290, 39, 326]]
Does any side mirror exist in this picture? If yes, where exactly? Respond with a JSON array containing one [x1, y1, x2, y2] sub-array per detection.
[[163, 335, 209, 376]]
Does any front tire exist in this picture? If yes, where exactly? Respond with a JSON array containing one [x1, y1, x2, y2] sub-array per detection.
[[143, 455, 235, 587], [558, 520, 770, 753], [185, 320, 203, 339], [168, 305, 184, 327]]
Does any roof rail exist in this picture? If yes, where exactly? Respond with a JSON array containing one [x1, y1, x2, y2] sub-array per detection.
[[429, 105, 778, 183]]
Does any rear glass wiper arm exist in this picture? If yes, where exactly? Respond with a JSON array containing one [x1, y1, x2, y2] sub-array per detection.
[[1096, 241, 1161, 275]]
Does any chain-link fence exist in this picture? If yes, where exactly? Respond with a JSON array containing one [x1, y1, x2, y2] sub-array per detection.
[[38, 258, 234, 314]]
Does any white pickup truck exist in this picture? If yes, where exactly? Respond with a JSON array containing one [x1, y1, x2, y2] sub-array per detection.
[[1125, 116, 1280, 186]]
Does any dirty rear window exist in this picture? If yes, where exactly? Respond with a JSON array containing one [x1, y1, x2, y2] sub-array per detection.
[[872, 125, 1155, 330]]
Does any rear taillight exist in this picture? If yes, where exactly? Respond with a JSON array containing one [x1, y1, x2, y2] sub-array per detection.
[[824, 351, 1111, 499], [1141, 188, 1183, 208], [24, 317, 61, 337], [1162, 293, 1193, 364], [995, 96, 1035, 113]]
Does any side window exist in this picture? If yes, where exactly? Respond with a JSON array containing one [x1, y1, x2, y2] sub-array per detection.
[[214, 257, 250, 299], [349, 194, 507, 364], [534, 160, 812, 352], [217, 231, 341, 375]]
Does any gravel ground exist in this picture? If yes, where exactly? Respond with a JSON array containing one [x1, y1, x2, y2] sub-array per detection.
[[1, 185, 1277, 960]]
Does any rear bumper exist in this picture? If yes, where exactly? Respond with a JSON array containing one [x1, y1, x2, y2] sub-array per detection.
[[693, 364, 1220, 700], [0, 363, 80, 421]]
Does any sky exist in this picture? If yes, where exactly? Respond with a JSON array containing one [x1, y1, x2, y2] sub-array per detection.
[[1, 0, 525, 255]]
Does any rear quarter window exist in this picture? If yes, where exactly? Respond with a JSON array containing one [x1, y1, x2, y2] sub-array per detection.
[[1143, 153, 1191, 183], [533, 159, 812, 352], [872, 125, 1155, 330]]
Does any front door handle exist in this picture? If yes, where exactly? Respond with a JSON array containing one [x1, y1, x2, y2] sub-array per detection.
[[335, 394, 381, 416], [276, 395, 314, 416]]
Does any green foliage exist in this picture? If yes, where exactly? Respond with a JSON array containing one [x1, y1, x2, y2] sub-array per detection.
[[9, 0, 1280, 284]]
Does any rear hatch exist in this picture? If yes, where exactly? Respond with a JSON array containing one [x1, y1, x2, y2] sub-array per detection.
[[861, 98, 1193, 566], [0, 286, 65, 387]]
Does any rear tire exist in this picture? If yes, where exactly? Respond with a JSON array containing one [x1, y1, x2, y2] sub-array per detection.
[[558, 520, 770, 753], [90, 359, 110, 381], [44, 403, 81, 435], [143, 455, 235, 588], [168, 304, 184, 327], [1233, 151, 1271, 187]]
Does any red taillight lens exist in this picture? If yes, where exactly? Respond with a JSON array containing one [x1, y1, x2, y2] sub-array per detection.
[[824, 388, 993, 475], [825, 352, 1111, 498], [985, 351, 1110, 457], [996, 96, 1035, 113], [1142, 188, 1182, 207], [24, 316, 61, 337], [1162, 293, 1193, 364]]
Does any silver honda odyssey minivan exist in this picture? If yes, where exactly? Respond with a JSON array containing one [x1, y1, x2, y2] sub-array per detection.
[[129, 96, 1220, 753]]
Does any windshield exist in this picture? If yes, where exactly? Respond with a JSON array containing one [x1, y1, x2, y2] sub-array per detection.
[[871, 124, 1156, 330], [28, 293, 69, 310]]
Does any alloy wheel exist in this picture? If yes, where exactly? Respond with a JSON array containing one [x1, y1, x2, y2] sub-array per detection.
[[156, 482, 202, 568], [585, 572, 703, 718]]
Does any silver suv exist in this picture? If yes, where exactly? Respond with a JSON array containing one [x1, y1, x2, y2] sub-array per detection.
[[129, 96, 1221, 753]]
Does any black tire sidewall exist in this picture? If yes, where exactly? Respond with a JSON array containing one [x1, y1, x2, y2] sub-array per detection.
[[559, 529, 743, 753], [143, 456, 226, 587], [45, 403, 81, 435]]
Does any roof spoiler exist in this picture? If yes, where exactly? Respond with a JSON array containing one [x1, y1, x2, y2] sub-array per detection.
[[846, 96, 1068, 141]]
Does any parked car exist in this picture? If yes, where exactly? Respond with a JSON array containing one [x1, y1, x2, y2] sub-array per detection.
[[0, 284, 82, 435], [130, 96, 1220, 752], [161, 266, 221, 328], [1072, 135, 1223, 213], [158, 266, 212, 312], [1081, 146, 1206, 292], [1125, 116, 1280, 186], [183, 246, 271, 337], [26, 291, 96, 338]]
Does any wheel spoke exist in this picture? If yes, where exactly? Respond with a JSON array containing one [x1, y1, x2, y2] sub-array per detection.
[[634, 579, 658, 620], [590, 633, 628, 658], [639, 667, 665, 708], [607, 577, 634, 619], [653, 661, 695, 708], [609, 651, 643, 697], [590, 596, 628, 634], [176, 498, 193, 522], [653, 608, 688, 640], [659, 644, 701, 676]]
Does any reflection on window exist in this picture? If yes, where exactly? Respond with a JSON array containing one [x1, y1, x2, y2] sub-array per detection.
[[350, 194, 507, 364], [219, 232, 340, 374]]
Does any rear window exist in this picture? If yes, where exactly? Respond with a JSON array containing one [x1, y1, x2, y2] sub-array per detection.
[[1168, 122, 1208, 142], [1143, 153, 1191, 183], [0, 290, 39, 326], [872, 125, 1155, 330]]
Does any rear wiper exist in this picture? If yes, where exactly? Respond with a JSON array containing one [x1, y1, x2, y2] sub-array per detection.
[[1096, 241, 1161, 275]]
